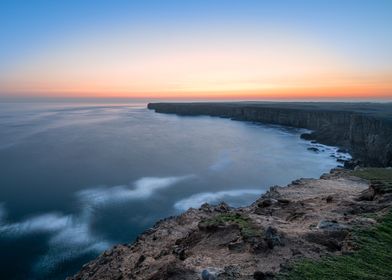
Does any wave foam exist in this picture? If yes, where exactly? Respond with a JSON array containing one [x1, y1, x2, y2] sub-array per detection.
[[0, 174, 194, 275], [77, 175, 194, 206], [174, 189, 263, 211], [0, 213, 71, 237], [209, 153, 233, 171]]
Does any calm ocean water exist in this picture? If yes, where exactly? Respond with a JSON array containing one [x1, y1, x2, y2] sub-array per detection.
[[0, 102, 350, 279]]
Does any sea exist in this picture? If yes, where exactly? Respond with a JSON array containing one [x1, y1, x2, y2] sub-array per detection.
[[0, 101, 351, 279]]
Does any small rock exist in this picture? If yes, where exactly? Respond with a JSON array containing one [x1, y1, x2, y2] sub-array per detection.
[[103, 249, 113, 257], [258, 199, 274, 208], [215, 202, 230, 212], [200, 203, 212, 212], [326, 195, 333, 203], [307, 147, 319, 152], [344, 159, 361, 169], [305, 230, 348, 251], [286, 211, 306, 221], [135, 255, 145, 266], [219, 265, 241, 279], [172, 245, 187, 260], [265, 226, 282, 249], [202, 269, 217, 280], [228, 240, 246, 252], [264, 186, 281, 199], [300, 133, 313, 140], [277, 198, 290, 204], [291, 248, 301, 255], [337, 148, 349, 153], [357, 187, 375, 201], [291, 179, 303, 185], [317, 220, 347, 231]]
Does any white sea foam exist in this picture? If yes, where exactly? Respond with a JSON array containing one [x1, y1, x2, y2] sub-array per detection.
[[31, 175, 196, 274], [174, 189, 263, 211], [77, 175, 194, 206], [306, 142, 352, 162], [209, 153, 233, 171], [34, 211, 110, 272], [34, 240, 111, 274], [0, 205, 106, 273], [34, 209, 110, 273], [0, 174, 194, 274], [0, 213, 71, 237]]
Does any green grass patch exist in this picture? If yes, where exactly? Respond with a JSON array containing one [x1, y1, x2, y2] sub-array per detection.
[[352, 168, 392, 194], [199, 213, 260, 238], [277, 211, 392, 280]]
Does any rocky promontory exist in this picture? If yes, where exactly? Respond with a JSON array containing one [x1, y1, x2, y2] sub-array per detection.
[[70, 168, 392, 279], [147, 102, 392, 167]]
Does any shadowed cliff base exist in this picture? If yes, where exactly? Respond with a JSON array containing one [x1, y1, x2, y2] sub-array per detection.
[[148, 102, 392, 167]]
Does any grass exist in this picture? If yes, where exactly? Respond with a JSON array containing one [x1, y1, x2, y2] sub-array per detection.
[[278, 168, 392, 280], [278, 211, 392, 280], [199, 213, 260, 238], [352, 168, 392, 194]]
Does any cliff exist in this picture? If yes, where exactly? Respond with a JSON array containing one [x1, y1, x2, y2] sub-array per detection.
[[70, 102, 392, 279], [147, 102, 392, 167], [69, 168, 392, 279]]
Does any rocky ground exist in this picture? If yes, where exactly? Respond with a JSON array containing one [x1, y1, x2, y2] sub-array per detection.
[[69, 168, 392, 280]]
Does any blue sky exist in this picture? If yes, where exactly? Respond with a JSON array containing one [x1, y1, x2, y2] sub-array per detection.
[[0, 0, 391, 98]]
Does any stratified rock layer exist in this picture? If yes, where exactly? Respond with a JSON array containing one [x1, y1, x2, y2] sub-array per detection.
[[148, 102, 392, 167]]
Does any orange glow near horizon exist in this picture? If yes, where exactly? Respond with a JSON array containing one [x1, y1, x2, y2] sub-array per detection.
[[1, 28, 391, 100]]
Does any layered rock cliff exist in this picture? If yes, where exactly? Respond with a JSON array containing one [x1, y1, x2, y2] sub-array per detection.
[[147, 102, 392, 167]]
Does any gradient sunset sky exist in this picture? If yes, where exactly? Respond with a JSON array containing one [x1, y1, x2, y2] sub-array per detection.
[[0, 0, 391, 100]]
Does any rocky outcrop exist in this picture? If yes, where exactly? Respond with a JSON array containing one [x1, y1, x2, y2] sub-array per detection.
[[147, 102, 392, 167], [69, 169, 392, 280]]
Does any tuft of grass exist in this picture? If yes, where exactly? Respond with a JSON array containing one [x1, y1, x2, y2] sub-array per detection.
[[352, 168, 392, 194], [277, 210, 392, 280], [199, 213, 260, 238], [352, 168, 392, 181]]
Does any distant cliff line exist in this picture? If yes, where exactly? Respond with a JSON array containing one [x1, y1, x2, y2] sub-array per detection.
[[148, 102, 392, 167]]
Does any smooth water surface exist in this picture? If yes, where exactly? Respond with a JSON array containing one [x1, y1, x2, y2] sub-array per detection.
[[0, 102, 350, 279]]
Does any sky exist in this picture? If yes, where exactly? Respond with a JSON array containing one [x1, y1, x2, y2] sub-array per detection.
[[0, 0, 391, 100]]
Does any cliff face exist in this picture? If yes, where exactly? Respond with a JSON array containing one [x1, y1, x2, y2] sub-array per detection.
[[147, 103, 392, 167]]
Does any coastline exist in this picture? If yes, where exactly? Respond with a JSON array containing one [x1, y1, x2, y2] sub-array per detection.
[[147, 102, 392, 167], [70, 102, 392, 279]]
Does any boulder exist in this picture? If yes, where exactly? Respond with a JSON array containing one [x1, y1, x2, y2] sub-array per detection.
[[265, 226, 283, 249], [305, 230, 348, 252], [257, 199, 276, 208], [317, 220, 347, 231]]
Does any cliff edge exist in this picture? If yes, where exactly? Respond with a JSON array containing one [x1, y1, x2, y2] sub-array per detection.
[[69, 168, 392, 279], [147, 102, 392, 167]]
